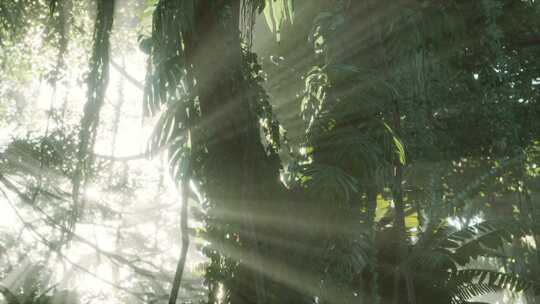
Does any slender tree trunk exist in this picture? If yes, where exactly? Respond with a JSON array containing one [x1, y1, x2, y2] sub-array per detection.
[[169, 168, 191, 304]]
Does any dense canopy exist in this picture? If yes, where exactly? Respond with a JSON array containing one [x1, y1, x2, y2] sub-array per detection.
[[1, 1, 540, 304]]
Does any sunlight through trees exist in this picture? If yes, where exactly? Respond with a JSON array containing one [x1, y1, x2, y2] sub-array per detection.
[[1, 1, 540, 304]]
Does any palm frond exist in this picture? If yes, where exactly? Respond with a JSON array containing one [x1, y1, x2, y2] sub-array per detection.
[[300, 164, 358, 203], [442, 220, 532, 265], [451, 283, 501, 304], [143, 0, 192, 116], [449, 269, 539, 296]]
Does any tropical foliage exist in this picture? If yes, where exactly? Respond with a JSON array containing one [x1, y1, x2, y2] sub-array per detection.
[[0, 0, 539, 304]]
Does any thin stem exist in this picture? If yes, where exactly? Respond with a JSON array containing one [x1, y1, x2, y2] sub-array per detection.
[[168, 166, 191, 304]]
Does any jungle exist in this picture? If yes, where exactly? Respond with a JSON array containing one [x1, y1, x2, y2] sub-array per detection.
[[1, 0, 540, 303]]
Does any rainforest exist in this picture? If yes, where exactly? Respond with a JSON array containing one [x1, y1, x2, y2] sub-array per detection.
[[1, 0, 540, 303]]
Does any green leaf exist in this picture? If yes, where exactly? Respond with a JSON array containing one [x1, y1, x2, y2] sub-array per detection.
[[375, 195, 390, 222], [263, 0, 294, 41], [382, 122, 406, 165]]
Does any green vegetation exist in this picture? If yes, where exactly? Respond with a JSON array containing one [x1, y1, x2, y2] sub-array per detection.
[[1, 0, 539, 303]]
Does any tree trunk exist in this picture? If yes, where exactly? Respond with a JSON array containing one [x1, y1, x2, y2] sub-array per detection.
[[182, 1, 312, 303]]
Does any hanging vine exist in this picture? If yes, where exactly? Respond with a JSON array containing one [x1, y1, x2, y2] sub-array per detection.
[[71, 0, 116, 232]]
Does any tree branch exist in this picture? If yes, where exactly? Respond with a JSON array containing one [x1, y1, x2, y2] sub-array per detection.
[[92, 143, 169, 162], [0, 186, 154, 302], [0, 174, 170, 282], [110, 59, 144, 90]]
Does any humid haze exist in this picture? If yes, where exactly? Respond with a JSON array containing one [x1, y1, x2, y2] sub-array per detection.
[[1, 1, 540, 304]]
